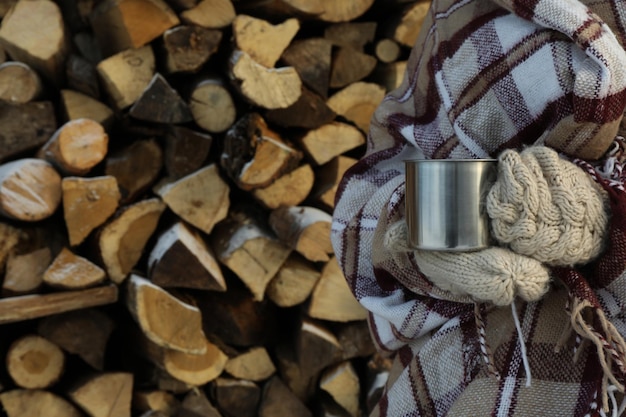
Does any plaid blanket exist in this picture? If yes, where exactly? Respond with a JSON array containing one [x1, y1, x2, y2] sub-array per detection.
[[330, 0, 626, 415]]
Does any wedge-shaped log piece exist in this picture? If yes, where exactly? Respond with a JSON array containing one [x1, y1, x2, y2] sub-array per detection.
[[319, 361, 360, 417], [133, 390, 180, 416], [371, 60, 408, 93], [326, 82, 385, 133], [162, 25, 221, 74], [130, 73, 193, 124], [297, 318, 343, 379], [43, 247, 106, 289], [179, 390, 222, 417], [99, 198, 166, 283], [0, 389, 82, 417], [164, 126, 212, 180], [180, 0, 235, 28], [297, 122, 365, 166], [0, 101, 56, 163], [259, 376, 312, 417], [251, 164, 314, 210], [336, 321, 376, 360], [126, 274, 208, 354], [224, 347, 276, 382], [269, 206, 333, 262], [60, 90, 114, 128], [65, 54, 100, 98], [3, 247, 50, 295], [313, 156, 358, 211], [390, 1, 430, 47], [266, 253, 320, 307], [188, 78, 236, 134], [0, 61, 42, 103], [7, 334, 65, 389], [156, 164, 229, 235], [232, 15, 299, 68], [265, 88, 336, 129], [324, 21, 377, 50], [0, 221, 21, 268], [282, 38, 331, 99], [148, 222, 226, 291], [330, 47, 376, 88], [315, 0, 374, 22], [213, 378, 260, 417], [67, 372, 133, 417]]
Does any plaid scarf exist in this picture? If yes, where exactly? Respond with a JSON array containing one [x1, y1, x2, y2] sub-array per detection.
[[330, 0, 626, 415]]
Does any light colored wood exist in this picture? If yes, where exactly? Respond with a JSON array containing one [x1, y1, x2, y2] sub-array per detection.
[[308, 257, 368, 322], [43, 247, 106, 289], [0, 101, 56, 162], [37, 308, 115, 370], [316, 0, 375, 22], [0, 389, 82, 417], [392, 1, 430, 47], [155, 164, 229, 235], [68, 372, 133, 417], [179, 390, 222, 417], [298, 122, 365, 165], [313, 156, 358, 210], [232, 15, 299, 68], [6, 334, 65, 389], [162, 25, 221, 74], [327, 81, 386, 133], [252, 164, 314, 210], [60, 90, 114, 128], [0, 61, 42, 103], [90, 0, 179, 56], [324, 22, 377, 50], [98, 198, 166, 283], [188, 78, 236, 133], [180, 0, 236, 28], [96, 45, 155, 110], [129, 73, 192, 124], [224, 347, 276, 381], [259, 376, 313, 417], [0, 158, 61, 222], [282, 38, 332, 98], [230, 50, 302, 109], [133, 390, 180, 416], [375, 38, 401, 63], [164, 126, 213, 180], [0, 0, 69, 84], [269, 206, 334, 262], [62, 176, 121, 247], [213, 378, 260, 417], [265, 87, 336, 129], [148, 222, 226, 291], [126, 274, 208, 354], [266, 253, 320, 307], [38, 118, 109, 175], [3, 247, 50, 294], [0, 284, 118, 325]]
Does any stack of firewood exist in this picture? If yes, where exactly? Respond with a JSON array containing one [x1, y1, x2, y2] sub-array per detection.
[[0, 0, 429, 416]]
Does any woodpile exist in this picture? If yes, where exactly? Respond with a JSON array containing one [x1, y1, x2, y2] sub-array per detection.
[[0, 0, 425, 415]]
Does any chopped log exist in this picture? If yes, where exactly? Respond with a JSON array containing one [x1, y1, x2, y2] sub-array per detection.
[[0, 158, 62, 222], [65, 54, 100, 98], [129, 73, 193, 124], [43, 247, 106, 289], [98, 198, 166, 283], [236, 0, 323, 19], [221, 113, 302, 191], [213, 378, 260, 417], [297, 122, 365, 166], [133, 390, 180, 416], [0, 0, 70, 84], [315, 0, 375, 22], [37, 308, 116, 370], [335, 321, 376, 360], [224, 347, 276, 381], [180, 0, 236, 28], [324, 22, 377, 50], [6, 334, 65, 389], [0, 61, 42, 103], [62, 176, 121, 247], [89, 0, 179, 57], [266, 253, 320, 308], [3, 247, 51, 295], [179, 389, 222, 417], [308, 257, 368, 322], [126, 274, 208, 354], [319, 361, 360, 417], [67, 372, 133, 417], [148, 222, 226, 291], [0, 101, 57, 163], [155, 164, 229, 235], [38, 118, 109, 175], [60, 89, 115, 128], [0, 221, 21, 270], [269, 206, 333, 262], [273, 342, 316, 402], [188, 78, 236, 134], [317, 395, 353, 417], [258, 376, 312, 417], [0, 389, 82, 417], [164, 126, 212, 180], [265, 87, 336, 129], [281, 38, 331, 99], [371, 60, 408, 92], [296, 318, 343, 379], [232, 15, 299, 68], [312, 155, 358, 211], [330, 47, 377, 88], [327, 81, 386, 133], [251, 164, 314, 210], [0, 284, 118, 325], [375, 38, 402, 63], [162, 25, 222, 74], [389, 1, 430, 47], [229, 50, 302, 110], [96, 45, 156, 110], [153, 369, 194, 394], [73, 31, 102, 64]]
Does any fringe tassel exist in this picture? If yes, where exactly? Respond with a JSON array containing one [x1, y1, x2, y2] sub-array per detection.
[[474, 303, 501, 380]]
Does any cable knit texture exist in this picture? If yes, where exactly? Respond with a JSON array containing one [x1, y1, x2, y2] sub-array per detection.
[[487, 146, 609, 266]]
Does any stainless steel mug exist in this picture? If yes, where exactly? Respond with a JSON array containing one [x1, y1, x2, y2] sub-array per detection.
[[405, 159, 498, 251]]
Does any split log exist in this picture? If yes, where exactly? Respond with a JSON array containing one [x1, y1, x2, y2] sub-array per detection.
[[213, 378, 260, 417], [126, 274, 208, 354], [73, 31, 102, 64], [375, 38, 402, 63], [314, 0, 375, 22], [0, 158, 62, 222], [389, 1, 431, 47], [335, 321, 376, 360], [129, 73, 193, 124], [273, 342, 316, 402], [6, 334, 65, 389], [251, 164, 314, 210], [268, 206, 333, 262], [3, 247, 51, 295], [180, 0, 236, 28], [59, 89, 115, 128], [38, 118, 109, 175], [0, 61, 42, 103], [264, 87, 336, 129], [232, 15, 299, 68], [62, 176, 121, 247], [330, 47, 377, 88], [319, 361, 360, 417], [371, 61, 408, 92], [43, 247, 106, 289], [67, 372, 133, 417], [266, 253, 320, 308], [246, 0, 374, 22], [164, 126, 212, 180], [229, 50, 302, 110], [317, 395, 353, 417], [0, 389, 82, 417], [65, 54, 100, 98], [0, 222, 21, 270], [162, 25, 222, 74], [297, 122, 365, 166], [188, 78, 237, 134], [308, 257, 368, 322], [258, 376, 312, 417], [326, 81, 386, 133], [0, 101, 57, 163], [296, 318, 343, 379], [0, 284, 118, 325], [324, 22, 377, 50], [224, 347, 276, 382], [37, 308, 116, 370], [133, 390, 180, 416], [155, 164, 229, 235], [312, 155, 358, 210], [152, 369, 194, 394], [0, 0, 70, 84], [96, 45, 156, 110], [89, 0, 179, 57], [178, 389, 222, 417], [281, 38, 332, 99], [148, 221, 226, 291], [98, 198, 166, 283]]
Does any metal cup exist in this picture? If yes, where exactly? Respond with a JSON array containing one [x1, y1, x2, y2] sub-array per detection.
[[405, 159, 498, 251]]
